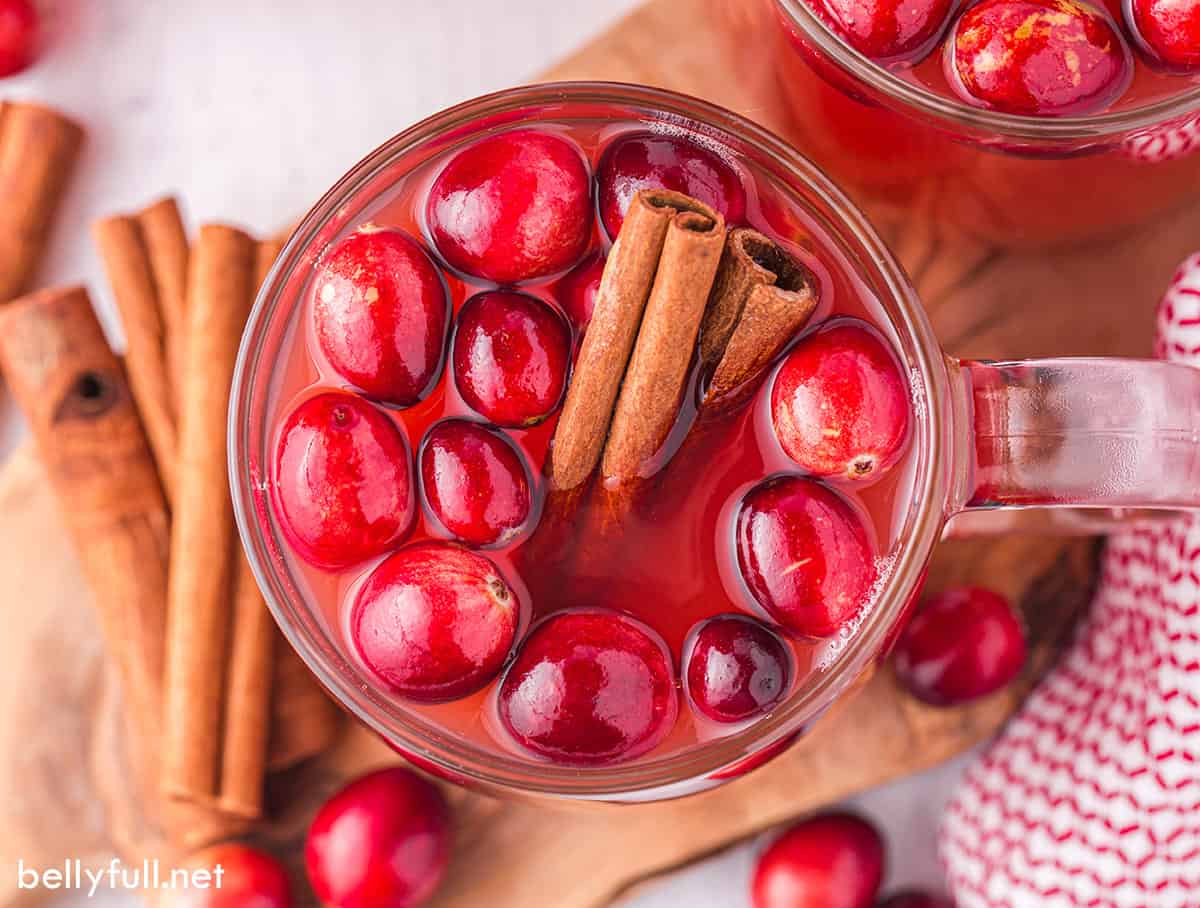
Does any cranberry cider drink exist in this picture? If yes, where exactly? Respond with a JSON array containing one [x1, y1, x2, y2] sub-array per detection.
[[706, 0, 1200, 245], [245, 87, 930, 796]]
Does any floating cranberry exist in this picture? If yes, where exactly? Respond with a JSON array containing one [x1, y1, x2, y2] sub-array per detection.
[[597, 132, 747, 238], [420, 419, 531, 547], [878, 892, 955, 908], [1130, 0, 1200, 71], [306, 767, 450, 908], [426, 129, 592, 283], [553, 250, 606, 336], [351, 543, 518, 701], [0, 0, 36, 78], [498, 611, 677, 764], [274, 392, 415, 570], [685, 615, 791, 723], [809, 0, 955, 63], [313, 228, 448, 406], [945, 0, 1133, 116], [452, 291, 570, 426], [752, 812, 885, 908], [170, 844, 291, 908], [892, 587, 1027, 706], [771, 318, 910, 483], [736, 476, 876, 639]]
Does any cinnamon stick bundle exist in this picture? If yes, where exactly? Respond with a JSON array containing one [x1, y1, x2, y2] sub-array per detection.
[[0, 103, 84, 302]]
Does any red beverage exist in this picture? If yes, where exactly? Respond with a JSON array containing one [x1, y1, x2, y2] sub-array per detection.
[[705, 0, 1200, 245], [256, 95, 919, 777]]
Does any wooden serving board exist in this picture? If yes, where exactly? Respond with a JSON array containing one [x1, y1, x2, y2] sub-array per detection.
[[4, 0, 1199, 906]]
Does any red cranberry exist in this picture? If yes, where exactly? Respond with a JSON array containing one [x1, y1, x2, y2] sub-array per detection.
[[809, 0, 955, 63], [171, 845, 291, 908], [1130, 0, 1200, 71], [420, 419, 531, 547], [596, 132, 747, 238], [878, 892, 955, 908], [426, 129, 592, 283], [736, 476, 876, 639], [553, 250, 605, 336], [771, 318, 910, 483], [685, 615, 791, 723], [306, 767, 450, 908], [892, 587, 1027, 706], [452, 291, 570, 426], [351, 542, 518, 701], [752, 812, 885, 908], [498, 611, 677, 764], [945, 0, 1133, 116], [274, 392, 415, 570], [0, 0, 36, 78], [314, 228, 448, 406]]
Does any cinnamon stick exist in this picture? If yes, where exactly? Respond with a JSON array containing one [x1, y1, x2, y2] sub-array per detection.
[[0, 103, 84, 301], [93, 215, 179, 501], [698, 228, 817, 411], [136, 197, 190, 400], [162, 224, 257, 805]]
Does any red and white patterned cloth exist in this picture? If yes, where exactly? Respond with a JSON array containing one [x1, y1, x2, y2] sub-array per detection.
[[939, 254, 1200, 908]]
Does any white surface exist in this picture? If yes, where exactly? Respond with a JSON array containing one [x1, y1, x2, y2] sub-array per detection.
[[4, 2, 965, 905]]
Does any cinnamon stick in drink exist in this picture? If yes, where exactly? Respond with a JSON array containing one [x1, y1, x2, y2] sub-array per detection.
[[0, 103, 84, 301], [162, 224, 257, 805]]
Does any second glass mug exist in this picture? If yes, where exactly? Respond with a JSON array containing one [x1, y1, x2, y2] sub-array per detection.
[[231, 82, 1200, 802]]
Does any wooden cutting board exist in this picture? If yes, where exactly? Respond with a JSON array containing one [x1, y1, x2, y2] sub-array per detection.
[[4, 0, 1199, 906]]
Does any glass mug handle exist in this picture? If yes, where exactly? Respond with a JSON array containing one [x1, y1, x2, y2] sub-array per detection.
[[944, 357, 1200, 537]]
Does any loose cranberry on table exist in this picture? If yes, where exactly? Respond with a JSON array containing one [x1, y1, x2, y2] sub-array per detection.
[[685, 615, 791, 723], [945, 0, 1133, 117], [808, 0, 955, 63], [877, 891, 955, 908], [553, 250, 605, 336], [752, 812, 885, 908], [426, 129, 592, 284], [169, 844, 291, 908], [420, 419, 531, 547], [306, 767, 450, 908], [452, 290, 570, 426], [736, 475, 877, 639], [352, 542, 519, 701], [596, 132, 747, 237], [892, 587, 1027, 706], [274, 392, 415, 570], [498, 611, 677, 764], [771, 318, 910, 483], [313, 227, 448, 406], [0, 0, 36, 78], [1129, 0, 1200, 71]]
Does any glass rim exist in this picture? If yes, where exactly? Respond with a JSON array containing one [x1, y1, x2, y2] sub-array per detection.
[[776, 0, 1200, 141], [229, 80, 951, 798]]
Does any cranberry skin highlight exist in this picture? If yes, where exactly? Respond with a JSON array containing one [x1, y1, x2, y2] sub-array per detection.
[[0, 0, 37, 78], [313, 228, 449, 406], [274, 392, 415, 570], [1130, 0, 1200, 71], [808, 0, 956, 63], [306, 767, 450, 908], [498, 611, 678, 765], [752, 812, 885, 908], [553, 250, 606, 336], [351, 543, 519, 701], [420, 419, 532, 547], [945, 0, 1133, 116], [596, 132, 747, 238], [170, 845, 292, 908], [426, 129, 593, 284], [771, 318, 910, 483], [452, 290, 571, 427], [736, 476, 877, 639], [685, 615, 791, 723], [893, 587, 1027, 705]]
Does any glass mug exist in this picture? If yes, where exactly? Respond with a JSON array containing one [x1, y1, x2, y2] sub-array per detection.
[[703, 0, 1200, 247], [230, 82, 1200, 802]]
